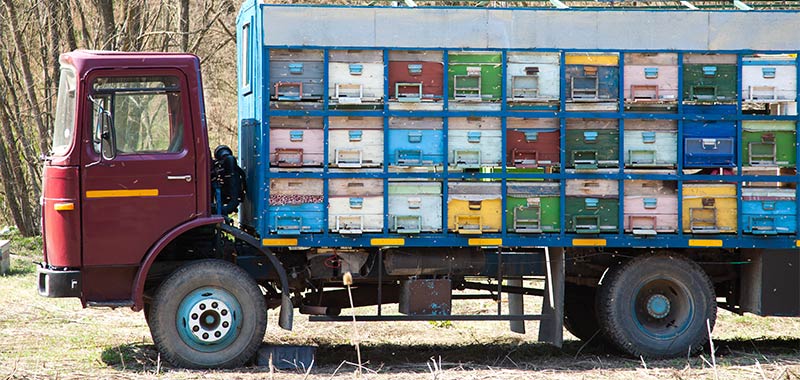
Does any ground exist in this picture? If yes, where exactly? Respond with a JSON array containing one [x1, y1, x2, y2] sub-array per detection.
[[3, 236, 800, 379]]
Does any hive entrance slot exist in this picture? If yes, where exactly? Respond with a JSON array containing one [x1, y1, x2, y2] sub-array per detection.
[[512, 149, 539, 168], [749, 216, 778, 235], [571, 76, 599, 100], [335, 149, 363, 168], [455, 215, 483, 234], [513, 204, 542, 233], [393, 215, 422, 234], [396, 82, 423, 102], [275, 82, 303, 101], [511, 75, 540, 100], [748, 141, 777, 166], [630, 84, 659, 101], [336, 215, 364, 234], [748, 86, 777, 101], [628, 149, 657, 166], [453, 150, 481, 169], [629, 215, 658, 236], [573, 215, 600, 234], [276, 216, 303, 235], [691, 85, 717, 101], [275, 148, 304, 167], [689, 207, 719, 233]]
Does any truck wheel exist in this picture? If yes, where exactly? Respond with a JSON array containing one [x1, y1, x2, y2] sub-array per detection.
[[563, 283, 601, 342], [148, 259, 267, 369], [596, 254, 716, 358]]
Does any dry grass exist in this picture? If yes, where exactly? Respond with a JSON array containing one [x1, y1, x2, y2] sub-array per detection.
[[3, 240, 800, 379]]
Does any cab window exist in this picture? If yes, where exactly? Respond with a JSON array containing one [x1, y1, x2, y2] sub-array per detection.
[[91, 76, 184, 155]]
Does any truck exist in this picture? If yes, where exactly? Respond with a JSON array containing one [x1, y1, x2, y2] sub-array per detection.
[[38, 1, 800, 369]]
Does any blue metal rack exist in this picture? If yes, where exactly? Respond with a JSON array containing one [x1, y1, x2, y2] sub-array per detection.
[[239, 4, 800, 251]]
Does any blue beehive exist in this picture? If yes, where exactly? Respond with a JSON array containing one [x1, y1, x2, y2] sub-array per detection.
[[683, 120, 736, 168], [268, 179, 325, 235], [388, 117, 444, 170], [742, 188, 797, 235]]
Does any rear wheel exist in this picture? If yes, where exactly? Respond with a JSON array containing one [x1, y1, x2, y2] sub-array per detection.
[[149, 259, 267, 369], [596, 254, 716, 358], [563, 283, 601, 342]]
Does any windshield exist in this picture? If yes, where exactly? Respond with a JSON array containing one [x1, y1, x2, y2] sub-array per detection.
[[51, 66, 77, 156]]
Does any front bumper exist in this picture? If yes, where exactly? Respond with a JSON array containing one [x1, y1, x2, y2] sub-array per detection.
[[37, 265, 81, 298]]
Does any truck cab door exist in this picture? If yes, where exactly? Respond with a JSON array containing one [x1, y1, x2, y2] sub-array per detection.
[[80, 71, 197, 301]]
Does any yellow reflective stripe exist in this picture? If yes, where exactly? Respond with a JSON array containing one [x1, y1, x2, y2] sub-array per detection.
[[85, 189, 159, 198], [688, 239, 723, 247], [53, 202, 75, 211], [371, 238, 405, 246], [573, 238, 606, 247], [565, 54, 619, 66], [262, 238, 298, 246], [468, 238, 502, 246]]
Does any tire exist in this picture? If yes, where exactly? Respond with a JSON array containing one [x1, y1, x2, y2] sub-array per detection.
[[596, 254, 716, 358], [148, 259, 267, 369], [563, 283, 602, 343]]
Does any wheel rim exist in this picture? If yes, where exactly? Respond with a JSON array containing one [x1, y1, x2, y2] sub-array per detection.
[[176, 286, 242, 352], [631, 278, 694, 340]]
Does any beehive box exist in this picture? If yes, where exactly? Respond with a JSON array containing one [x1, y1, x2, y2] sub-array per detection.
[[742, 187, 797, 235], [268, 179, 324, 235], [623, 180, 677, 235], [448, 117, 502, 170], [624, 120, 677, 168], [388, 117, 444, 170], [742, 54, 797, 115], [506, 182, 560, 233], [565, 119, 619, 169], [328, 117, 384, 169], [683, 120, 736, 168], [448, 52, 502, 110], [269, 117, 324, 167], [565, 53, 619, 111], [506, 52, 560, 110], [506, 118, 560, 169], [565, 179, 619, 233], [388, 51, 443, 110], [742, 121, 796, 167], [683, 54, 737, 103], [623, 53, 678, 111], [682, 183, 737, 234], [328, 50, 384, 108], [329, 179, 384, 234], [388, 181, 442, 233], [447, 182, 502, 234], [269, 49, 324, 110]]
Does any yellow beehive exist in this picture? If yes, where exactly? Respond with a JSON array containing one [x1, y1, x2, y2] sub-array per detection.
[[682, 184, 737, 234], [447, 182, 502, 234]]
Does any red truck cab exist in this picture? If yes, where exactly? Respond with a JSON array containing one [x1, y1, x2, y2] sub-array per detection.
[[39, 50, 215, 306]]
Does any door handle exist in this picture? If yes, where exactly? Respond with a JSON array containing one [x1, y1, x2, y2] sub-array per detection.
[[167, 175, 192, 182]]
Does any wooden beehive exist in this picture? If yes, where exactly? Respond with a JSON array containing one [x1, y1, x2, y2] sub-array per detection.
[[742, 54, 797, 116], [388, 50, 444, 110], [268, 178, 324, 235], [623, 53, 678, 112], [388, 181, 442, 233], [683, 54, 737, 103], [328, 117, 384, 169], [624, 120, 677, 168], [506, 118, 560, 169], [742, 187, 797, 235], [565, 53, 619, 111], [683, 120, 736, 168], [387, 117, 444, 170], [506, 52, 560, 110], [328, 50, 384, 108], [682, 183, 737, 234], [506, 182, 560, 233], [269, 49, 324, 110], [565, 179, 619, 233], [269, 117, 324, 167], [623, 180, 678, 235], [448, 117, 502, 170], [565, 118, 619, 169], [742, 121, 796, 168], [448, 52, 502, 111], [328, 179, 384, 234], [447, 182, 502, 234]]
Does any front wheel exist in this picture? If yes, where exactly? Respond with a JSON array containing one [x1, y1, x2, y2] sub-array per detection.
[[596, 254, 716, 358], [148, 259, 267, 369]]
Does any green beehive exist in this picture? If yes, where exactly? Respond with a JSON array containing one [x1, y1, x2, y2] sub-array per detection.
[[448, 52, 503, 102], [742, 121, 796, 167], [565, 179, 619, 233], [682, 54, 738, 102], [506, 182, 560, 233], [565, 119, 619, 169]]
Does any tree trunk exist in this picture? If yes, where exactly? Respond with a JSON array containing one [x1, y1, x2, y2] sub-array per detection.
[[179, 0, 189, 51], [94, 0, 116, 49]]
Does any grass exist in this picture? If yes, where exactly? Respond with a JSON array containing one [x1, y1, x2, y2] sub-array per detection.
[[3, 235, 800, 379]]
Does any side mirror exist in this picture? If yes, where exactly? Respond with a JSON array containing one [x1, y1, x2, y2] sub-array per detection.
[[99, 110, 116, 160], [91, 96, 116, 160]]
